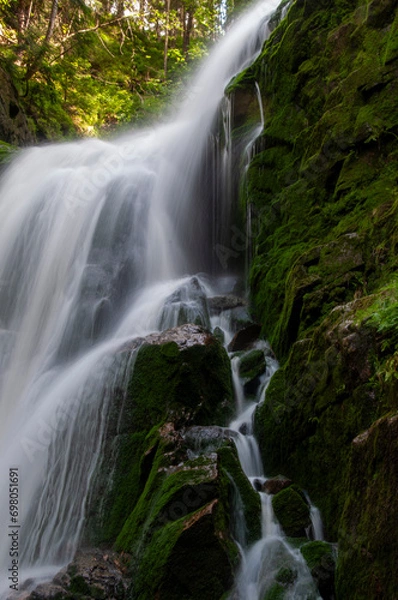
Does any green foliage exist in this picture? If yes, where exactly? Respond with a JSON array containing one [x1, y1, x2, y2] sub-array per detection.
[[0, 0, 233, 141], [0, 141, 16, 163]]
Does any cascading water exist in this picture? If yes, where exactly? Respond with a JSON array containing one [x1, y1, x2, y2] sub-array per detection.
[[224, 344, 325, 600], [0, 1, 284, 596]]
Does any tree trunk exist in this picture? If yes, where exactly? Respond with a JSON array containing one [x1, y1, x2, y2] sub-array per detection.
[[163, 0, 171, 79], [183, 9, 194, 58], [45, 0, 59, 43]]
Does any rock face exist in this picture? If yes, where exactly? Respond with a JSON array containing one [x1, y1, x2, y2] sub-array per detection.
[[233, 0, 398, 597], [301, 541, 336, 600], [81, 324, 260, 600], [336, 413, 398, 599]]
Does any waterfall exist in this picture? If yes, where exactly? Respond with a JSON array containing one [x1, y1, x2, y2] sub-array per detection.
[[224, 345, 324, 600], [0, 0, 283, 596]]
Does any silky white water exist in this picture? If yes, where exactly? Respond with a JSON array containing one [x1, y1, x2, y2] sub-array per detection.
[[0, 1, 283, 596], [225, 343, 324, 600]]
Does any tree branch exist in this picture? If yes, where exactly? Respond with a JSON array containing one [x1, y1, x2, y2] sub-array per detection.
[[61, 15, 133, 42]]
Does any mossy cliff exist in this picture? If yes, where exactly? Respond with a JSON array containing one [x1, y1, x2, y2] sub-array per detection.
[[231, 0, 398, 597]]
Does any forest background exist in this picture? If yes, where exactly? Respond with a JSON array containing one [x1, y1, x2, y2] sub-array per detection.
[[0, 0, 246, 144]]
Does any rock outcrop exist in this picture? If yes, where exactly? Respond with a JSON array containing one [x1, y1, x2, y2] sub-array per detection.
[[80, 324, 259, 600], [231, 0, 398, 597]]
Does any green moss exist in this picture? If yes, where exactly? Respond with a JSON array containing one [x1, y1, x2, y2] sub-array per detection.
[[127, 338, 233, 432], [218, 444, 262, 545], [271, 487, 311, 537], [336, 412, 398, 599], [301, 541, 335, 570], [129, 499, 237, 600], [238, 349, 266, 381], [275, 566, 298, 585], [0, 141, 16, 165]]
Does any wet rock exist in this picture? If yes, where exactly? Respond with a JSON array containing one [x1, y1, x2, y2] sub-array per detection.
[[28, 585, 72, 600], [157, 276, 211, 330], [337, 412, 398, 599], [228, 323, 262, 352], [272, 486, 311, 537], [208, 295, 247, 314], [27, 549, 130, 600], [84, 324, 234, 546], [130, 499, 237, 600], [263, 476, 293, 495], [239, 349, 266, 380], [301, 541, 336, 600], [213, 325, 225, 344], [184, 425, 237, 452]]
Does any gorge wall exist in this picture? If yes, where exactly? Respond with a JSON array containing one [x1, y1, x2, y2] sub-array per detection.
[[235, 0, 398, 597]]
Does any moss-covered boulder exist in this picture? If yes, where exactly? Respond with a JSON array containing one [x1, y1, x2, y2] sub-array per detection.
[[128, 498, 237, 600], [114, 427, 241, 600], [271, 486, 311, 538], [239, 349, 266, 381], [85, 324, 234, 546], [301, 541, 336, 599], [83, 324, 254, 599]]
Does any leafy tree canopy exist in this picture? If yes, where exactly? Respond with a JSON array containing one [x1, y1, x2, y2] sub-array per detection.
[[0, 0, 244, 139]]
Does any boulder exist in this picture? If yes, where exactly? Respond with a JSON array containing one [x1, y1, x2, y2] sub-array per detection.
[[263, 476, 293, 495], [238, 348, 267, 394], [84, 324, 234, 546], [228, 323, 262, 352], [157, 277, 211, 330], [27, 549, 130, 600], [300, 541, 336, 599], [208, 295, 247, 314], [238, 349, 266, 381], [130, 499, 237, 600], [272, 486, 311, 537]]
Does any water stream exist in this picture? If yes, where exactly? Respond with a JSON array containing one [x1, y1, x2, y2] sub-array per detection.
[[0, 1, 284, 596], [225, 342, 324, 599]]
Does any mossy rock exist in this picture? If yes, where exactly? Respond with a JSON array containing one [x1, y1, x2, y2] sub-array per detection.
[[238, 349, 266, 381], [218, 443, 262, 546], [85, 325, 234, 546], [272, 486, 311, 537], [126, 326, 234, 433], [128, 499, 238, 600], [301, 541, 336, 599]]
